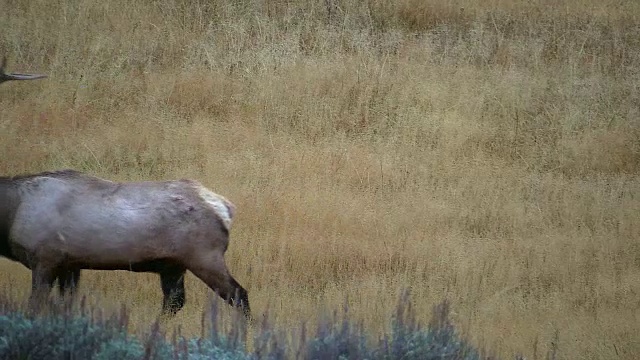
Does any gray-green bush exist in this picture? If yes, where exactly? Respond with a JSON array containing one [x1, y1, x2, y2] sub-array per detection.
[[0, 292, 486, 360]]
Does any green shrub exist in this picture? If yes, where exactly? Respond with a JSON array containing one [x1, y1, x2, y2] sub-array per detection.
[[302, 293, 479, 360], [0, 292, 486, 359], [0, 312, 251, 360], [0, 312, 142, 360]]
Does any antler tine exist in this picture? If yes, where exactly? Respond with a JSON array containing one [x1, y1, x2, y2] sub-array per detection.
[[0, 55, 48, 85]]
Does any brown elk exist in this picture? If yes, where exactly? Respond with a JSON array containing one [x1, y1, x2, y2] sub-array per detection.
[[0, 169, 251, 319]]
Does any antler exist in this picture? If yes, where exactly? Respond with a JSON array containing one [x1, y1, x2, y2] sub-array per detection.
[[0, 56, 48, 84]]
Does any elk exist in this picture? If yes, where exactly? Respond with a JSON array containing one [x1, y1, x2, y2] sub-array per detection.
[[0, 56, 47, 85], [0, 169, 251, 319]]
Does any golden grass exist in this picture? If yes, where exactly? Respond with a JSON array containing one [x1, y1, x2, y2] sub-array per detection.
[[2, 0, 640, 358]]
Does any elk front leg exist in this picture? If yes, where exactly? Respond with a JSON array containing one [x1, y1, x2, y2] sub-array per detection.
[[28, 265, 57, 314]]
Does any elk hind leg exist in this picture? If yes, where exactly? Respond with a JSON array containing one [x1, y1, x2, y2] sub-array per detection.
[[160, 267, 186, 316], [58, 269, 81, 298], [187, 252, 251, 319]]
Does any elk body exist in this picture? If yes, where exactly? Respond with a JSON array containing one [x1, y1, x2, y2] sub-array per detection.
[[0, 169, 251, 319]]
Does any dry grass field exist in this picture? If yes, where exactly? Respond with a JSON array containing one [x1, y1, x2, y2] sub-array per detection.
[[1, 0, 639, 358]]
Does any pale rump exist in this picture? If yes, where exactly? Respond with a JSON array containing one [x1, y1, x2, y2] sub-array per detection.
[[196, 185, 236, 232]]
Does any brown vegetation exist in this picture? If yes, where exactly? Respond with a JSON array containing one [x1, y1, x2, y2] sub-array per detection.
[[1, 0, 639, 358]]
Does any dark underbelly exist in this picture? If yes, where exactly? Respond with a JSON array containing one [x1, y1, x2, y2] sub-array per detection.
[[0, 231, 17, 261], [76, 258, 180, 273], [0, 242, 18, 261]]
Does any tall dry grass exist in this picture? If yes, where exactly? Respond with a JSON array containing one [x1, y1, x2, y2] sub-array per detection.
[[1, 0, 639, 358]]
